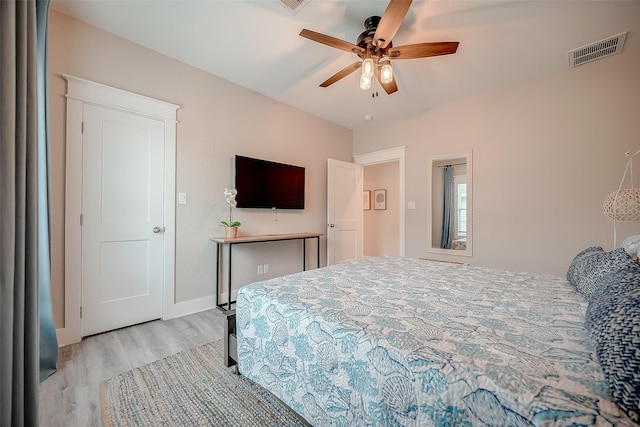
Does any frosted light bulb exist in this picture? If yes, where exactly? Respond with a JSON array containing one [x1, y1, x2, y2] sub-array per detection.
[[380, 61, 393, 84], [360, 73, 372, 90], [361, 58, 374, 78]]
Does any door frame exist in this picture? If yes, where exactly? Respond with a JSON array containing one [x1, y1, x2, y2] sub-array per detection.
[[353, 146, 406, 256], [58, 75, 180, 345]]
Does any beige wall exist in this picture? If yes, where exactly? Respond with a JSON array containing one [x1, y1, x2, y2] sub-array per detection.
[[363, 162, 400, 257], [48, 11, 353, 327], [354, 49, 640, 276]]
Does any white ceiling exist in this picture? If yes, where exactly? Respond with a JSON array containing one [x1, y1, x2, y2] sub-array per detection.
[[50, 0, 640, 130]]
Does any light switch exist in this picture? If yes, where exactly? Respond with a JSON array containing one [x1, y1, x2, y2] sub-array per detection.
[[178, 192, 187, 205], [408, 201, 416, 210]]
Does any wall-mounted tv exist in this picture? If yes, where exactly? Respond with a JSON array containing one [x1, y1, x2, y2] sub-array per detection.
[[234, 155, 305, 209]]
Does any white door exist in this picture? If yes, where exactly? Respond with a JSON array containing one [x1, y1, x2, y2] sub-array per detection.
[[81, 104, 165, 336], [327, 159, 362, 265]]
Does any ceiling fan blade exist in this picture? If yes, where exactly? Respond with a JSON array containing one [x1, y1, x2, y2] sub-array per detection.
[[300, 29, 365, 54], [387, 42, 459, 59], [320, 62, 362, 87], [373, 0, 413, 49], [376, 69, 398, 94]]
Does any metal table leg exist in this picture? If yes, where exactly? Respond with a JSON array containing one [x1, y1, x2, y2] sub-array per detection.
[[228, 243, 232, 311]]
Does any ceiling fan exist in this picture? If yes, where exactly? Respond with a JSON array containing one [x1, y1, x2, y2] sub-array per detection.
[[299, 0, 459, 94]]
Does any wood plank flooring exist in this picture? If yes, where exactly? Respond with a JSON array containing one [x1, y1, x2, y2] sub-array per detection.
[[39, 309, 225, 426]]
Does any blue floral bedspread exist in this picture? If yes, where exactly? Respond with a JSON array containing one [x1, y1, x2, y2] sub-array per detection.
[[236, 256, 636, 426]]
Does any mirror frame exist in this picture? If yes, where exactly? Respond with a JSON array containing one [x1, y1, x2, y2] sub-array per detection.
[[427, 151, 473, 257]]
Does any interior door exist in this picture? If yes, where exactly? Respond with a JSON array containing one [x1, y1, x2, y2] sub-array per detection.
[[327, 159, 362, 265], [81, 104, 165, 336]]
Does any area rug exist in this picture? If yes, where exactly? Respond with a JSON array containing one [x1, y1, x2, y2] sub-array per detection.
[[100, 340, 309, 426]]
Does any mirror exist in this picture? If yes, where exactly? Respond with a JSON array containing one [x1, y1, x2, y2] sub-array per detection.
[[428, 152, 472, 256]]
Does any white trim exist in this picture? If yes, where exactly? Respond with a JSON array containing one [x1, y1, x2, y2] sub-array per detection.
[[162, 118, 178, 321], [62, 74, 179, 122], [63, 97, 83, 344], [354, 146, 406, 257], [55, 327, 76, 347], [170, 296, 216, 319], [56, 295, 214, 347], [63, 75, 180, 344], [354, 146, 406, 166]]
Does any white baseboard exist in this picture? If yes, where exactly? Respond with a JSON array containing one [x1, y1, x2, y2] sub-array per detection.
[[56, 295, 217, 347], [55, 327, 80, 347], [168, 295, 216, 319]]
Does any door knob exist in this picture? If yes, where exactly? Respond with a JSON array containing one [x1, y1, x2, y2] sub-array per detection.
[[153, 226, 163, 233], [329, 224, 335, 228]]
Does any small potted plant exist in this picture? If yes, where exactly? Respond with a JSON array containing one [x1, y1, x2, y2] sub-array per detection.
[[221, 188, 241, 238]]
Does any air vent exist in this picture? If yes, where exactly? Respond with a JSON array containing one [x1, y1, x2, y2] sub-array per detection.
[[278, 0, 310, 14], [568, 32, 627, 67]]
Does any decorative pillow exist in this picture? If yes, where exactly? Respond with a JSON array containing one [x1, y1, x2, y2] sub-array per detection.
[[566, 247, 634, 300], [585, 264, 640, 422], [622, 233, 640, 258], [567, 246, 603, 287]]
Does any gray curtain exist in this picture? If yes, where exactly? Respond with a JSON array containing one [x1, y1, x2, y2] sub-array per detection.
[[440, 165, 453, 249], [1, 0, 57, 425]]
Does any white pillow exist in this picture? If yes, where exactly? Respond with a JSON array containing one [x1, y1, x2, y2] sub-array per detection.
[[622, 233, 640, 258]]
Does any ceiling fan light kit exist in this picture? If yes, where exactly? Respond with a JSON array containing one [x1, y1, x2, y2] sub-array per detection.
[[362, 57, 375, 78], [299, 0, 459, 95], [380, 61, 393, 84], [360, 73, 372, 90]]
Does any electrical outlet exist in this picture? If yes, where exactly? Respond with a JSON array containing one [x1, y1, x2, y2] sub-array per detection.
[[257, 265, 264, 275], [264, 264, 270, 274]]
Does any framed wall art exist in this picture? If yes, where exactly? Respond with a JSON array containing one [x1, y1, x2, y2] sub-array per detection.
[[374, 189, 386, 210], [363, 190, 371, 210]]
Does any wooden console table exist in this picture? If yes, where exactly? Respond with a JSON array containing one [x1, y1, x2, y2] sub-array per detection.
[[210, 232, 322, 311]]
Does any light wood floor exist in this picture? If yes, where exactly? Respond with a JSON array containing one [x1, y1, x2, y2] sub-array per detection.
[[39, 309, 225, 427]]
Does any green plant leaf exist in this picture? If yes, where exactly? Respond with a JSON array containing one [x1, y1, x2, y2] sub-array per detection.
[[220, 220, 241, 227]]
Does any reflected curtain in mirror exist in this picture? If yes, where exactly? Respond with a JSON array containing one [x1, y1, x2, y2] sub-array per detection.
[[440, 165, 453, 249]]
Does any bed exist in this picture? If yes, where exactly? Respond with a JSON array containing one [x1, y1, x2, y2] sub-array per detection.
[[235, 256, 639, 426]]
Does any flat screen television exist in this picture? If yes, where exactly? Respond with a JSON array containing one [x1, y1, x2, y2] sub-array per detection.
[[234, 155, 305, 209]]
